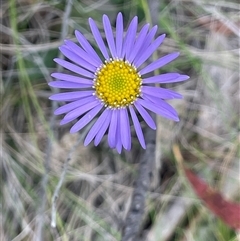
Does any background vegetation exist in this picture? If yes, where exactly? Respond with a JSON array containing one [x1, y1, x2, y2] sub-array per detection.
[[1, 0, 239, 240]]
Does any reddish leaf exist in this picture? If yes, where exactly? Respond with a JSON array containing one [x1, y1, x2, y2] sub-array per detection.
[[197, 16, 240, 36], [184, 168, 240, 230]]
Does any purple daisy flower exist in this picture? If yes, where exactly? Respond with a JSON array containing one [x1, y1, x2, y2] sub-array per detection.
[[49, 13, 189, 153]]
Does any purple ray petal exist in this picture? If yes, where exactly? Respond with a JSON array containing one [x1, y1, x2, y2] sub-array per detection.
[[141, 86, 182, 99], [84, 108, 111, 146], [140, 52, 180, 75], [49, 90, 94, 101], [124, 16, 138, 60], [89, 18, 110, 60], [137, 98, 179, 121], [75, 30, 102, 64], [134, 34, 166, 68], [116, 144, 122, 153], [64, 40, 100, 67], [54, 96, 96, 115], [129, 105, 146, 149], [115, 111, 122, 153], [60, 116, 77, 125], [142, 73, 180, 84], [94, 110, 112, 146], [134, 101, 156, 129], [108, 109, 118, 148], [70, 104, 103, 133], [134, 25, 158, 61], [116, 12, 123, 57], [51, 73, 93, 85], [48, 81, 91, 89], [119, 108, 131, 150], [143, 74, 189, 84], [142, 94, 178, 117], [60, 104, 98, 125], [121, 16, 138, 59], [54, 58, 94, 78], [171, 75, 190, 83], [128, 24, 149, 63], [63, 99, 100, 121], [103, 15, 117, 58], [59, 46, 97, 72]]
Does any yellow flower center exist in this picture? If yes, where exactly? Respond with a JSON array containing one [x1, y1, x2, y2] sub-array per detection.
[[93, 59, 142, 108]]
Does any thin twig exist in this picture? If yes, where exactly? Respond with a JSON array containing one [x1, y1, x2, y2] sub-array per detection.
[[121, 127, 156, 241], [35, 1, 73, 240], [51, 130, 88, 228]]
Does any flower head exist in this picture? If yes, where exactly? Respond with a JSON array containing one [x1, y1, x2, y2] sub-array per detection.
[[49, 13, 189, 153]]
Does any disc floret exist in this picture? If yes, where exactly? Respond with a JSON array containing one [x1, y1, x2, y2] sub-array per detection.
[[93, 59, 142, 108]]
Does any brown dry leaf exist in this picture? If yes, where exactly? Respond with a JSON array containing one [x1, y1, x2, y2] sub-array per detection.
[[184, 168, 240, 230], [197, 16, 240, 36]]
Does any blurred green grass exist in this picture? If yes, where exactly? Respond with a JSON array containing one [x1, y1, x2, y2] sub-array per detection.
[[1, 0, 239, 240]]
